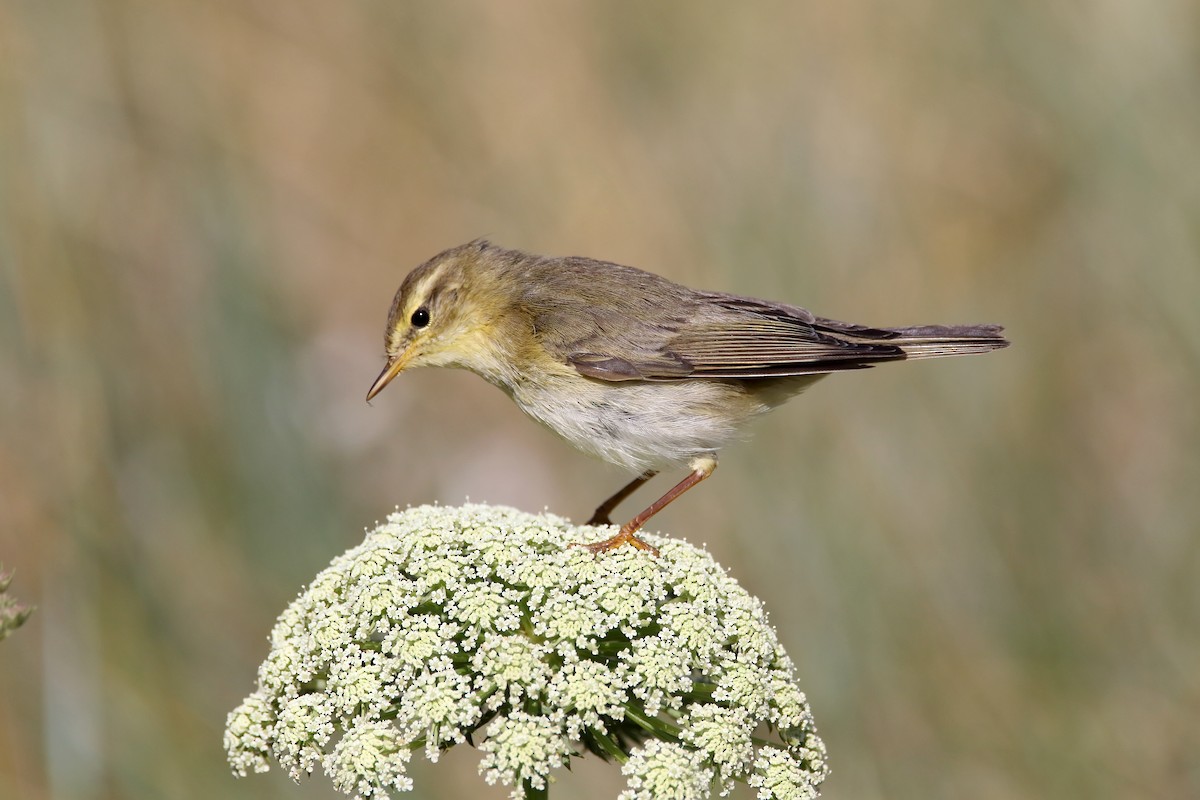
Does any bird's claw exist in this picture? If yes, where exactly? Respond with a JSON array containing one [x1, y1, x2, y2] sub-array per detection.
[[571, 528, 659, 556]]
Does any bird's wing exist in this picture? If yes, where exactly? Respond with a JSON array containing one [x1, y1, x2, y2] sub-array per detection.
[[518, 257, 1000, 383], [564, 292, 907, 382]]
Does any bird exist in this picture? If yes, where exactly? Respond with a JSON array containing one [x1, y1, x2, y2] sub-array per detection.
[[366, 240, 1008, 554]]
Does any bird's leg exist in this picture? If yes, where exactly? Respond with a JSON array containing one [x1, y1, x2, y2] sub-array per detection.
[[577, 456, 717, 555], [587, 470, 658, 525]]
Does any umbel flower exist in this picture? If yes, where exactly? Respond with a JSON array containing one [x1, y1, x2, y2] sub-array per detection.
[[225, 504, 827, 799], [0, 565, 34, 642]]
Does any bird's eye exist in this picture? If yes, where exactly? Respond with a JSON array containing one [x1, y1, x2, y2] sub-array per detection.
[[410, 307, 430, 328]]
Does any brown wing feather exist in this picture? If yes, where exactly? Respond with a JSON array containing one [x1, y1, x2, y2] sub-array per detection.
[[516, 256, 1006, 383], [563, 294, 908, 381], [663, 306, 906, 379]]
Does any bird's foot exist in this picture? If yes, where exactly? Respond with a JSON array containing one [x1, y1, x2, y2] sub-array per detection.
[[571, 527, 659, 556]]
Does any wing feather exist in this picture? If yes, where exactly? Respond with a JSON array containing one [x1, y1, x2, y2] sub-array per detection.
[[513, 257, 1005, 383]]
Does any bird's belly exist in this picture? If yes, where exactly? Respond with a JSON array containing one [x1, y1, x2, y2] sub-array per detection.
[[508, 377, 774, 473]]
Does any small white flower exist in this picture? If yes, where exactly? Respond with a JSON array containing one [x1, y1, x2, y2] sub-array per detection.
[[224, 692, 274, 776], [722, 601, 776, 658], [257, 640, 305, 695], [500, 549, 570, 599], [619, 740, 713, 800], [393, 666, 481, 756], [712, 659, 771, 719], [472, 632, 552, 707], [621, 632, 693, 714], [328, 650, 395, 718], [660, 601, 724, 660], [766, 670, 814, 736], [529, 585, 611, 648], [749, 745, 825, 800], [383, 614, 461, 669], [325, 720, 413, 798], [680, 703, 755, 778], [225, 504, 826, 799], [547, 657, 629, 735], [0, 565, 34, 641], [478, 711, 573, 796], [273, 693, 335, 780], [346, 574, 422, 636], [447, 579, 522, 632]]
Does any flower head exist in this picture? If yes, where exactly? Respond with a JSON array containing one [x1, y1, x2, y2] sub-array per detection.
[[225, 504, 827, 798], [0, 565, 33, 642]]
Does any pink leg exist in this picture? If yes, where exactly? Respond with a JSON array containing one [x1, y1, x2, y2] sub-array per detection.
[[587, 470, 658, 525], [576, 457, 717, 555]]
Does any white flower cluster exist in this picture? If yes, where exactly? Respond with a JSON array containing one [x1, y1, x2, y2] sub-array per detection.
[[0, 565, 33, 641], [225, 504, 827, 799]]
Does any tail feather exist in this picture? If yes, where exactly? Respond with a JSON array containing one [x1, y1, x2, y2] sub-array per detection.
[[883, 324, 1009, 360]]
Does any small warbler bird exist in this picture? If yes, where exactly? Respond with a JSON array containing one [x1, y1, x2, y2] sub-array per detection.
[[367, 240, 1008, 554]]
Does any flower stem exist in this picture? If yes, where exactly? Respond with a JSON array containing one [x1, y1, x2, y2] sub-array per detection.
[[622, 704, 682, 741], [588, 728, 630, 764]]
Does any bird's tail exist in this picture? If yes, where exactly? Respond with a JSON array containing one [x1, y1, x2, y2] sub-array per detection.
[[879, 324, 1009, 359]]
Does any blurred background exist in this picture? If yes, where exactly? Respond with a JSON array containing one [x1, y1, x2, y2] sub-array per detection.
[[2, 1, 1197, 798]]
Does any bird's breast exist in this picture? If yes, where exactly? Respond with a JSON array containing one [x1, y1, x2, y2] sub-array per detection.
[[506, 375, 774, 473]]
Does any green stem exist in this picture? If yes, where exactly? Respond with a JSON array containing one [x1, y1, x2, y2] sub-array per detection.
[[588, 728, 630, 764], [622, 704, 682, 741]]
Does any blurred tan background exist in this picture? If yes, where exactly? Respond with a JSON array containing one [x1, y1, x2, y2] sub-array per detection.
[[2, 1, 1197, 798]]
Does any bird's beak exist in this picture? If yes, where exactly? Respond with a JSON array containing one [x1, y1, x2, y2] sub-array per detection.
[[365, 350, 412, 402]]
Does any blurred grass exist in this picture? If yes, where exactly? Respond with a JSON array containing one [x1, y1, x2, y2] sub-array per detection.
[[2, 1, 1198, 798]]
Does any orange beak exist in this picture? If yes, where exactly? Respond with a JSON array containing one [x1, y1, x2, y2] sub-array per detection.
[[365, 350, 412, 402]]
